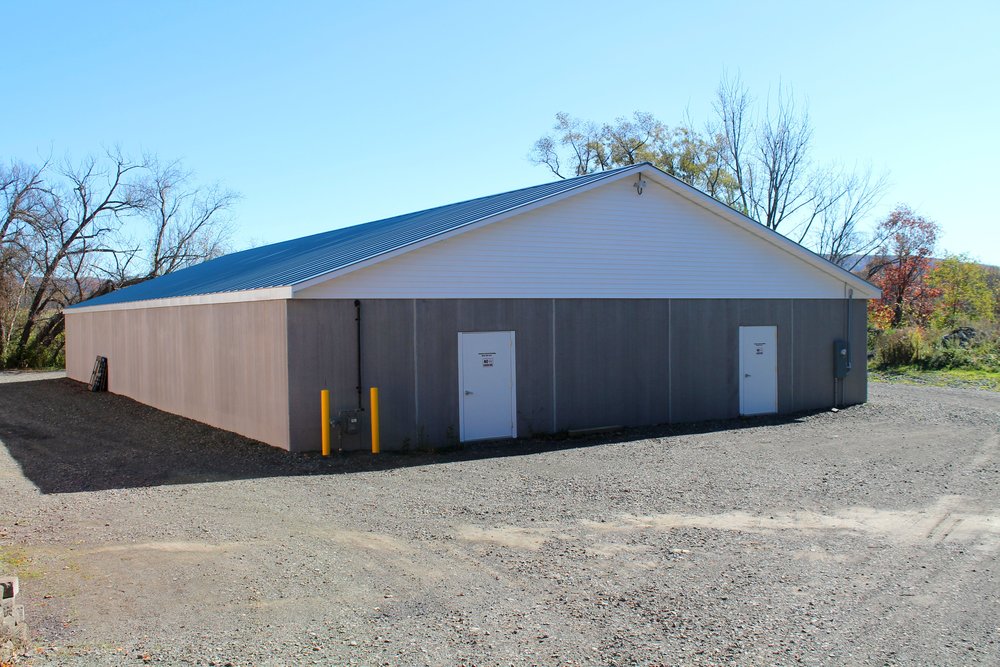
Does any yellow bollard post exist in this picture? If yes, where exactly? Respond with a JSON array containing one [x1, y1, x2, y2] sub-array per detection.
[[370, 386, 380, 455], [321, 389, 331, 457]]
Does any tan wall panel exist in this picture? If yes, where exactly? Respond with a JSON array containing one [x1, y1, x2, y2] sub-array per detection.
[[64, 301, 291, 449]]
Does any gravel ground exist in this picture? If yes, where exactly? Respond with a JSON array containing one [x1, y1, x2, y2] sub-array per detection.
[[0, 377, 997, 666]]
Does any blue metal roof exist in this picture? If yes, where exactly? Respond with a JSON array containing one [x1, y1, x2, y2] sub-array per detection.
[[71, 165, 642, 308]]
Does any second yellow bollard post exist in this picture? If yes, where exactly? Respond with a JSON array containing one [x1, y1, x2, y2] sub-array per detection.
[[370, 387, 380, 454], [320, 389, 331, 457]]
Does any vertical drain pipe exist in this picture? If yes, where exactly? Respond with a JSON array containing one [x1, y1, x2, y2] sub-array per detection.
[[354, 299, 363, 410]]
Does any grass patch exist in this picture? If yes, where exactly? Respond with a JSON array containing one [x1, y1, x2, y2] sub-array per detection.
[[870, 366, 1000, 392], [0, 546, 40, 579]]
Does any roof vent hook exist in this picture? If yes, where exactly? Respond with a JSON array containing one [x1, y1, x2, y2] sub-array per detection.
[[633, 173, 647, 196]]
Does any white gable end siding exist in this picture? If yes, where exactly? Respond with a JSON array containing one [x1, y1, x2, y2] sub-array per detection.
[[297, 179, 851, 299]]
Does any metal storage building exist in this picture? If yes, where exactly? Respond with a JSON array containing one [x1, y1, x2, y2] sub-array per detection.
[[65, 163, 879, 451]]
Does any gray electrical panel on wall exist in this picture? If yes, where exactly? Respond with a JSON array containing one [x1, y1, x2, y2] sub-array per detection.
[[834, 339, 851, 378]]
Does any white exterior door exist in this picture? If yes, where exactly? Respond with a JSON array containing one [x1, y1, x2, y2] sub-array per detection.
[[459, 331, 516, 441], [739, 326, 778, 415]]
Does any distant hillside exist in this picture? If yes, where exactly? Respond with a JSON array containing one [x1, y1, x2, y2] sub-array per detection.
[[836, 255, 998, 277]]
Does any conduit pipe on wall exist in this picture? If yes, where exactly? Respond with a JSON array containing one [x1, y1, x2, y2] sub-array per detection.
[[846, 288, 854, 373]]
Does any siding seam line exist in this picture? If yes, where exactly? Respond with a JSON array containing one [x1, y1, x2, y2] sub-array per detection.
[[790, 300, 795, 412], [413, 299, 419, 430], [551, 298, 557, 433], [667, 299, 672, 424]]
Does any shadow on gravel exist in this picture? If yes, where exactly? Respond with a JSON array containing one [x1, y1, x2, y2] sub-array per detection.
[[0, 378, 817, 494]]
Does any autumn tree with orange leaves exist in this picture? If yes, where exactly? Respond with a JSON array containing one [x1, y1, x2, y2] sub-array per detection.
[[865, 205, 942, 328]]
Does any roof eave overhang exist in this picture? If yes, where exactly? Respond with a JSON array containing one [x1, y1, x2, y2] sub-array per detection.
[[64, 285, 294, 314]]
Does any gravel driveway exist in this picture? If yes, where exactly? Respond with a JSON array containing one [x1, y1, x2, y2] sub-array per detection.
[[0, 370, 65, 384], [0, 378, 997, 666]]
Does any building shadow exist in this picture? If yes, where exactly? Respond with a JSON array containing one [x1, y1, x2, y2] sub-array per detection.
[[0, 378, 817, 494]]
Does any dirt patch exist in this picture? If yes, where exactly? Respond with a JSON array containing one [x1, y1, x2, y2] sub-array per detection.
[[456, 524, 552, 550], [0, 378, 997, 665], [592, 500, 999, 547]]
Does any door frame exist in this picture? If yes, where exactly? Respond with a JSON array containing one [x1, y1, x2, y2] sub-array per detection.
[[738, 325, 778, 416], [458, 330, 517, 442]]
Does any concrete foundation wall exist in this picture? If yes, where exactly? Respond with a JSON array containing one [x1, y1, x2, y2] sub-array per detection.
[[65, 300, 291, 449], [286, 298, 868, 452]]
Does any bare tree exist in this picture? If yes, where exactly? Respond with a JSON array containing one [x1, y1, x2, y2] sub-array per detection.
[[809, 168, 889, 269], [7, 151, 148, 365], [0, 151, 236, 367], [754, 89, 814, 230], [0, 162, 51, 351], [714, 75, 816, 231], [98, 159, 237, 287], [713, 74, 753, 213], [1, 162, 46, 250]]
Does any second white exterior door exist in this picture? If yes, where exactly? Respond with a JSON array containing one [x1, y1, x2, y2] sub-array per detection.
[[459, 331, 516, 441]]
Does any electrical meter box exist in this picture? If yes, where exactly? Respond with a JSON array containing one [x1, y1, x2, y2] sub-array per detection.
[[337, 410, 360, 435], [834, 339, 851, 378]]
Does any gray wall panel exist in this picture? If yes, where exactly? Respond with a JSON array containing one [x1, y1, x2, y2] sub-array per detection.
[[285, 297, 869, 451], [413, 299, 460, 446], [503, 300, 556, 437], [414, 299, 554, 444], [669, 299, 739, 422], [792, 299, 838, 411], [287, 299, 418, 452], [359, 299, 417, 450], [844, 299, 868, 405], [286, 300, 360, 452], [790, 299, 868, 412], [553, 300, 670, 431]]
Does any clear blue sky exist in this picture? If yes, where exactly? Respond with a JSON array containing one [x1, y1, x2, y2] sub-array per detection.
[[7, 1, 999, 263]]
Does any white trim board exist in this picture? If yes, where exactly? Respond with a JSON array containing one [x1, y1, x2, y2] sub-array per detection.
[[65, 286, 294, 314]]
